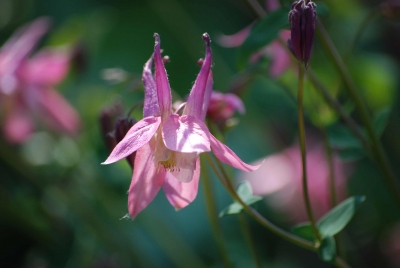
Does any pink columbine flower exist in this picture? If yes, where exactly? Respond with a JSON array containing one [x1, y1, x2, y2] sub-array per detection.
[[218, 0, 291, 78], [102, 33, 260, 219], [207, 91, 245, 121], [239, 141, 351, 223], [0, 18, 80, 143]]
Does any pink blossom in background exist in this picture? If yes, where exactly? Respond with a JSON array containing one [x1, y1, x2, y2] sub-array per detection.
[[207, 91, 245, 121], [217, 0, 292, 78], [103, 33, 260, 219], [239, 141, 352, 223], [0, 18, 81, 143]]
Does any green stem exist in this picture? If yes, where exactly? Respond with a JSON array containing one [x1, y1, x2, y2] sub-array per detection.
[[201, 158, 232, 268], [316, 20, 400, 210], [306, 69, 370, 150], [297, 64, 322, 243], [238, 213, 263, 268], [205, 153, 351, 267], [205, 153, 315, 251], [348, 9, 380, 55], [246, 0, 266, 18]]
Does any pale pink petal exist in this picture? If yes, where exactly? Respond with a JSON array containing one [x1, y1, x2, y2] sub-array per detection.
[[162, 114, 210, 153], [0, 17, 50, 76], [174, 152, 198, 170], [142, 54, 160, 117], [224, 94, 245, 114], [3, 108, 33, 144], [128, 143, 166, 219], [36, 88, 81, 135], [183, 33, 212, 119], [210, 134, 261, 172], [153, 34, 172, 116], [163, 158, 200, 209], [170, 168, 195, 183], [19, 48, 70, 86], [217, 23, 254, 48], [102, 116, 161, 164]]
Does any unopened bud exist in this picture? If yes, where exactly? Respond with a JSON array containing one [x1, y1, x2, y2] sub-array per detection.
[[115, 117, 137, 168], [288, 0, 317, 68]]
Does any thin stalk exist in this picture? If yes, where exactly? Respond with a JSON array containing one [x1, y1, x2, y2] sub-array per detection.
[[348, 9, 380, 55], [246, 0, 266, 18], [297, 64, 322, 243], [306, 69, 370, 150], [204, 153, 316, 251], [205, 153, 352, 267], [201, 159, 232, 268], [238, 213, 263, 268], [316, 20, 400, 209], [321, 127, 337, 207]]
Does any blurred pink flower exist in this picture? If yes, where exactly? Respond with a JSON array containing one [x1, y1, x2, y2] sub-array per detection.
[[103, 33, 260, 219], [381, 223, 400, 268], [239, 141, 352, 223], [218, 0, 291, 78], [207, 91, 245, 121], [0, 18, 81, 143]]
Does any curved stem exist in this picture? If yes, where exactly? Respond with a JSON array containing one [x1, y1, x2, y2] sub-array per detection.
[[205, 153, 352, 267], [204, 153, 316, 251], [246, 0, 266, 18], [348, 9, 380, 55], [316, 20, 400, 210], [297, 64, 322, 243], [201, 161, 232, 268]]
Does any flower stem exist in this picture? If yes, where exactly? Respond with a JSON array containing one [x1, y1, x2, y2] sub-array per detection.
[[246, 0, 266, 18], [297, 64, 322, 243], [205, 153, 352, 267], [316, 20, 400, 210], [200, 159, 232, 268], [204, 153, 315, 251]]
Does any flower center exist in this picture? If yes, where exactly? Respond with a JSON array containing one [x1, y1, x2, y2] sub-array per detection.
[[158, 155, 180, 172]]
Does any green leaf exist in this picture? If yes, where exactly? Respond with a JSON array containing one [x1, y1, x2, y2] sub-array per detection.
[[219, 182, 262, 217], [326, 123, 362, 149], [291, 223, 316, 242], [338, 147, 366, 161], [318, 196, 366, 237], [318, 236, 336, 262], [237, 8, 289, 69], [373, 108, 391, 136]]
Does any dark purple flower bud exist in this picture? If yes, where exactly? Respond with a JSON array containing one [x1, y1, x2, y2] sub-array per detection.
[[288, 0, 317, 68], [115, 117, 137, 168], [381, 2, 400, 19], [99, 103, 123, 153]]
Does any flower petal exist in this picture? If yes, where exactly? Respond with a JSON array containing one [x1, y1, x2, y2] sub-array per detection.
[[19, 48, 70, 86], [153, 33, 172, 117], [162, 114, 210, 153], [142, 54, 160, 117], [102, 116, 161, 164], [3, 107, 33, 144], [163, 158, 200, 210], [128, 143, 166, 219], [170, 152, 198, 182], [210, 133, 261, 172], [184, 33, 212, 119], [217, 24, 253, 48], [200, 72, 213, 121], [36, 87, 81, 135], [0, 17, 50, 76]]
